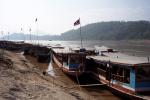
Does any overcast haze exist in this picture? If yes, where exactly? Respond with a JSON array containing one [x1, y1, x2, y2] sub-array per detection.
[[0, 0, 150, 36]]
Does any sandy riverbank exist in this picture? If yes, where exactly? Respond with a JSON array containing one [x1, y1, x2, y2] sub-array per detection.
[[0, 49, 92, 100], [0, 49, 121, 100]]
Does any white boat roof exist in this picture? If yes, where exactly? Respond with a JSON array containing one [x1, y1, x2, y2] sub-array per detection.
[[52, 47, 75, 54], [94, 45, 111, 51], [71, 47, 94, 51], [87, 52, 150, 65], [52, 47, 94, 54]]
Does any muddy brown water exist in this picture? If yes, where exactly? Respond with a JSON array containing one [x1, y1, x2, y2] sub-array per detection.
[[28, 40, 150, 57], [25, 55, 121, 100]]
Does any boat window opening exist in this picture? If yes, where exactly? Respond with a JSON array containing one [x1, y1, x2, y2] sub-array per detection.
[[90, 62, 107, 77], [91, 62, 99, 73], [56, 54, 63, 62], [69, 55, 84, 64], [98, 66, 106, 77], [97, 63, 107, 77], [124, 68, 130, 84], [62, 55, 68, 65], [112, 66, 123, 75], [98, 63, 106, 70], [136, 67, 150, 82], [112, 66, 124, 82]]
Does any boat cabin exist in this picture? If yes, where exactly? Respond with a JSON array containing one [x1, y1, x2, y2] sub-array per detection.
[[52, 47, 86, 72]]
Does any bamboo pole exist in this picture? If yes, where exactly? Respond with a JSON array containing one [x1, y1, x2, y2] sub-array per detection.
[[29, 28, 32, 43], [79, 18, 83, 48]]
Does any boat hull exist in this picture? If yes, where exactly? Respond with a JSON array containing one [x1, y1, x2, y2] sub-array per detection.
[[90, 72, 148, 100]]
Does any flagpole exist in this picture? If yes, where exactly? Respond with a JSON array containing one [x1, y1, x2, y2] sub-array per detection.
[[37, 22, 39, 45], [29, 28, 32, 43], [79, 18, 83, 48], [21, 28, 25, 42], [8, 32, 9, 41], [35, 18, 39, 45]]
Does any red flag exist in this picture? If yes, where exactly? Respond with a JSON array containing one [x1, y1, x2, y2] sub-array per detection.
[[74, 18, 80, 26]]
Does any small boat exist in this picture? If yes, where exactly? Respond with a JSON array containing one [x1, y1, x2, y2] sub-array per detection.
[[51, 47, 86, 76], [86, 46, 150, 99]]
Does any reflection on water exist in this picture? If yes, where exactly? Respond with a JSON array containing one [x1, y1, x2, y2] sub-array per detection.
[[47, 62, 55, 77]]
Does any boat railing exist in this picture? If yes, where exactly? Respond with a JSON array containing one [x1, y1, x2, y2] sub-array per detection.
[[97, 68, 106, 77], [112, 74, 124, 82]]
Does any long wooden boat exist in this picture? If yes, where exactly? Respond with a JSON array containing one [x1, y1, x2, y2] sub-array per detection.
[[51, 47, 86, 76], [86, 46, 150, 100]]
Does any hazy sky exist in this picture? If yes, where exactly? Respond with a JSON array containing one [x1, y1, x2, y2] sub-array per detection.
[[0, 0, 150, 36]]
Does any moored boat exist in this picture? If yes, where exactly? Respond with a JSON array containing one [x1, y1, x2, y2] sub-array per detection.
[[86, 46, 150, 99], [51, 47, 86, 76]]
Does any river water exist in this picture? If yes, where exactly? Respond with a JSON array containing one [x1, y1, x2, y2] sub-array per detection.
[[28, 40, 150, 57], [25, 40, 150, 100]]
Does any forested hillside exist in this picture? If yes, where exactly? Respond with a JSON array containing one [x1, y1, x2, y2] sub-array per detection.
[[61, 21, 150, 40]]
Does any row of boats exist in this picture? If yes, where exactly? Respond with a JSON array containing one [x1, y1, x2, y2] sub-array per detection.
[[50, 45, 150, 100]]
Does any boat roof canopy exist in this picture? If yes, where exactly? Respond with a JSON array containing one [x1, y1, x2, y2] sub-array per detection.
[[52, 47, 86, 55], [94, 45, 116, 52], [52, 47, 74, 54], [87, 52, 150, 66]]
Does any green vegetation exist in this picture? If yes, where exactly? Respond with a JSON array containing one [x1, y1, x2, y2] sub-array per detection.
[[61, 21, 150, 40]]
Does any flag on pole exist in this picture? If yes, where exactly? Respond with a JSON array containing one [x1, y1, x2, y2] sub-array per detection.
[[35, 18, 37, 22], [74, 18, 80, 26]]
